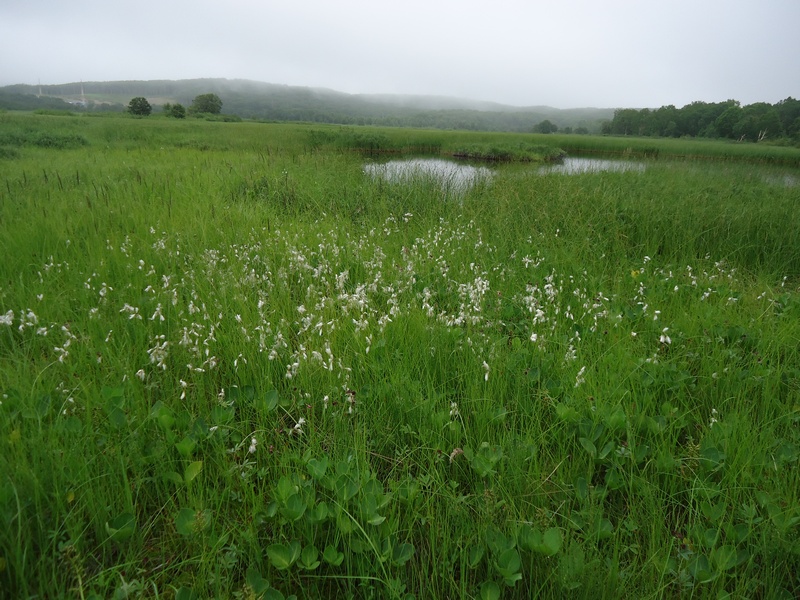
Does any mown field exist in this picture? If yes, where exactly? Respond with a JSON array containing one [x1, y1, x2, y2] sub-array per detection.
[[1, 112, 800, 599]]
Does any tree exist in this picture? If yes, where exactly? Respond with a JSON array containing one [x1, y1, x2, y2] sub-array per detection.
[[189, 93, 222, 115], [534, 119, 558, 134], [163, 102, 186, 118], [127, 97, 152, 116]]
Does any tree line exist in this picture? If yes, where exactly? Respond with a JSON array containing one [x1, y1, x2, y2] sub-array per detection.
[[128, 93, 223, 118], [601, 98, 800, 142]]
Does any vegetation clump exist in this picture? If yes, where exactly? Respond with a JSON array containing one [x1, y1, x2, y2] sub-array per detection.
[[451, 142, 566, 162]]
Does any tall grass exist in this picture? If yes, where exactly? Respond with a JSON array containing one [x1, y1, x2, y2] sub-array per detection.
[[1, 113, 799, 599]]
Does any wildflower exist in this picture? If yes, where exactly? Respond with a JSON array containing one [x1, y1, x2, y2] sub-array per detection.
[[482, 361, 490, 382], [659, 328, 672, 345], [150, 303, 165, 322], [120, 304, 142, 320], [147, 336, 169, 370], [449, 402, 460, 418], [135, 369, 146, 381], [709, 408, 719, 428], [574, 366, 587, 388], [291, 417, 306, 436], [54, 346, 69, 363], [248, 436, 257, 454], [449, 448, 464, 463]]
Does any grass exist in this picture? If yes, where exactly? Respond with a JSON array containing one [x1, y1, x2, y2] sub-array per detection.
[[1, 112, 800, 599]]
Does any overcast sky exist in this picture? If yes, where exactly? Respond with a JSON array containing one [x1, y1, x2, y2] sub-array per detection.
[[1, 0, 798, 109]]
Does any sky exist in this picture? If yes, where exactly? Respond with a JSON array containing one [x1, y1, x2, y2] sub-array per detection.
[[1, 0, 798, 109]]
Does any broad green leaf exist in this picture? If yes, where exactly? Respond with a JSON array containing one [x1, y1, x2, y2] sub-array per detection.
[[106, 405, 127, 429], [211, 404, 235, 424], [280, 494, 307, 521], [541, 527, 562, 556], [163, 471, 184, 486], [335, 475, 359, 503], [267, 541, 301, 570], [687, 554, 717, 583], [323, 545, 344, 566], [701, 501, 726, 523], [174, 508, 210, 537], [184, 461, 203, 484], [307, 501, 329, 524], [595, 518, 613, 541], [306, 457, 329, 480], [468, 545, 485, 568], [150, 401, 175, 429], [496, 548, 521, 575], [275, 475, 298, 503], [105, 512, 136, 543], [299, 544, 320, 570], [367, 514, 386, 526], [555, 403, 580, 423], [574, 476, 589, 504], [175, 436, 196, 458], [101, 385, 125, 400], [598, 440, 615, 460], [711, 545, 747, 571], [479, 581, 501, 600], [391, 542, 414, 566], [578, 437, 597, 459], [245, 567, 271, 595], [174, 588, 199, 600], [604, 406, 627, 431], [263, 589, 285, 600], [336, 510, 355, 535]]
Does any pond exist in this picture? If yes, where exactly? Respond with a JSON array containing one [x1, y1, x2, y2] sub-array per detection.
[[364, 158, 492, 195], [364, 156, 648, 193], [538, 157, 646, 175]]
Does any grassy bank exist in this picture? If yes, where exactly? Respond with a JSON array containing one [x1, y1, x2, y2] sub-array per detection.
[[1, 113, 799, 599]]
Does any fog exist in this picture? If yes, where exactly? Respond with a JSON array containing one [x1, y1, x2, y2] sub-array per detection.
[[1, 0, 798, 108]]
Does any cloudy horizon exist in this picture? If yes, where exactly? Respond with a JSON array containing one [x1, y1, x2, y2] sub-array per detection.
[[1, 0, 798, 110]]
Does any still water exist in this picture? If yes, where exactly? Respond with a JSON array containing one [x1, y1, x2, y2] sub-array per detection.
[[365, 157, 647, 193], [538, 157, 646, 175], [364, 158, 492, 195]]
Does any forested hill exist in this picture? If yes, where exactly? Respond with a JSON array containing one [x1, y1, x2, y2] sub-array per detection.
[[0, 78, 613, 133]]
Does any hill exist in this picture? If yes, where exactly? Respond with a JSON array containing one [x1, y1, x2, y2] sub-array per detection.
[[0, 78, 614, 132]]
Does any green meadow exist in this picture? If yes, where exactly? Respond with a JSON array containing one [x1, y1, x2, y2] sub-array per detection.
[[1, 112, 799, 599]]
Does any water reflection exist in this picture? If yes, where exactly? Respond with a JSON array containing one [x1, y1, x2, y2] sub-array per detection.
[[539, 157, 646, 175], [364, 158, 492, 194], [763, 173, 799, 188]]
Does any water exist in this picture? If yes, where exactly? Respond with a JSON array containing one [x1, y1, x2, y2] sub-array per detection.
[[762, 172, 799, 188], [538, 157, 646, 175], [364, 158, 492, 195]]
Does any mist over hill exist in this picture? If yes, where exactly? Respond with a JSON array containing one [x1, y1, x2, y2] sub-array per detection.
[[0, 78, 614, 133]]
